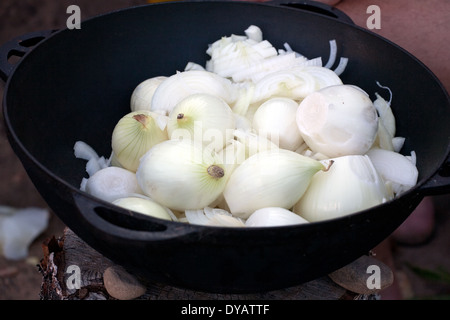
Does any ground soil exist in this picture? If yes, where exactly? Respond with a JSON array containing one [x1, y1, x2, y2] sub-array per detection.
[[0, 0, 449, 300]]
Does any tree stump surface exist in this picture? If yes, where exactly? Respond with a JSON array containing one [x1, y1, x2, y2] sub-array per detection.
[[39, 227, 382, 300]]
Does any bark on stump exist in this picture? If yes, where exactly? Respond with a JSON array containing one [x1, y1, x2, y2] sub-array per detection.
[[39, 227, 383, 300]]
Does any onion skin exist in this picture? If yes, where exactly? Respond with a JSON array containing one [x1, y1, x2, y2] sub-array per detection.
[[111, 110, 168, 172], [167, 93, 235, 152]]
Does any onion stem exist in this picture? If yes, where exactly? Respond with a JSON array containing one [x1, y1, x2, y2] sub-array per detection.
[[132, 114, 148, 127], [207, 165, 225, 179], [323, 160, 335, 172], [324, 39, 337, 69]]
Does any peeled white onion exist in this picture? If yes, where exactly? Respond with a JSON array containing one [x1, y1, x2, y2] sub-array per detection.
[[233, 112, 252, 131], [296, 84, 379, 158], [252, 97, 303, 151], [233, 129, 278, 160], [136, 139, 228, 211], [111, 110, 168, 172], [113, 196, 173, 221], [74, 25, 422, 230], [223, 149, 327, 219], [130, 76, 167, 112], [216, 139, 246, 173], [293, 155, 393, 222], [167, 93, 235, 151]]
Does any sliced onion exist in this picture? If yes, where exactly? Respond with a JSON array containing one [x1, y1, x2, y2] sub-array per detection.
[[392, 137, 406, 153], [324, 39, 337, 69], [207, 39, 277, 79], [366, 148, 418, 195], [74, 140, 99, 161], [0, 207, 50, 260], [245, 25, 263, 42], [185, 207, 245, 227], [251, 69, 316, 103], [374, 119, 395, 152], [74, 141, 110, 177], [85, 166, 143, 203], [232, 52, 297, 83], [245, 207, 308, 227], [300, 66, 343, 89], [231, 82, 255, 116], [233, 112, 252, 131], [333, 57, 348, 76], [150, 70, 238, 115], [376, 81, 393, 105], [233, 129, 278, 159], [85, 157, 104, 177], [373, 92, 396, 137], [406, 150, 417, 166], [184, 62, 206, 71]]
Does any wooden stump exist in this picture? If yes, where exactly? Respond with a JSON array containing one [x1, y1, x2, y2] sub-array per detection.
[[39, 227, 386, 300]]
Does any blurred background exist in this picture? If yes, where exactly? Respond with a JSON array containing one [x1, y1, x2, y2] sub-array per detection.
[[0, 0, 449, 299]]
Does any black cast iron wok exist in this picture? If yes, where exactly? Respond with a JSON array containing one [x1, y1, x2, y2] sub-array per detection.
[[1, 0, 449, 293]]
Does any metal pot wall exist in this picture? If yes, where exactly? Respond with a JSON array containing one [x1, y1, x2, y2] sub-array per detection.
[[1, 1, 449, 293]]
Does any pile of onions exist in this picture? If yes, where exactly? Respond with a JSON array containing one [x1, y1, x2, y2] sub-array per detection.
[[74, 25, 418, 227]]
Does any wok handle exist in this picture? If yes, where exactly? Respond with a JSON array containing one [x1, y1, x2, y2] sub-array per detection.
[[73, 192, 197, 242], [419, 151, 450, 196], [0, 30, 55, 82], [268, 0, 354, 24]]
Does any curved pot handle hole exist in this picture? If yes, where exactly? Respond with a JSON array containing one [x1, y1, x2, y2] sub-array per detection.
[[419, 151, 450, 196], [72, 192, 197, 242], [268, 0, 354, 24], [0, 30, 56, 82]]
